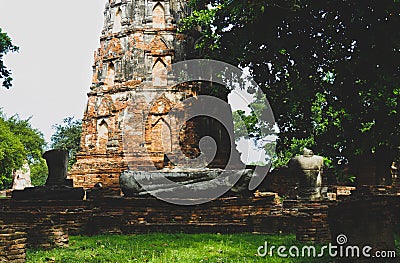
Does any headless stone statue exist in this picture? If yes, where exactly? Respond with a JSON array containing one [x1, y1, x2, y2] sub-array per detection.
[[43, 149, 73, 187], [289, 148, 325, 201], [12, 149, 84, 200], [12, 162, 33, 190]]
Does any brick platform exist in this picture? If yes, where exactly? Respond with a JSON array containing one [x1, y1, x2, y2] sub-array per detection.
[[0, 197, 295, 238], [295, 202, 332, 243]]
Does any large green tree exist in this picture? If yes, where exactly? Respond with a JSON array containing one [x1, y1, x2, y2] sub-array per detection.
[[0, 28, 18, 89], [51, 117, 82, 168], [181, 0, 400, 171], [0, 111, 47, 189]]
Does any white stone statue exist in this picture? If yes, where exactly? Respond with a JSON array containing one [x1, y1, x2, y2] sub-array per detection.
[[12, 162, 33, 190]]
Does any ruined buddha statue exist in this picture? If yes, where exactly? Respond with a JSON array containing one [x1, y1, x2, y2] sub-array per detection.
[[289, 148, 325, 201]]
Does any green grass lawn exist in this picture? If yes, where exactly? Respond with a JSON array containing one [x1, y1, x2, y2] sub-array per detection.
[[27, 233, 337, 263]]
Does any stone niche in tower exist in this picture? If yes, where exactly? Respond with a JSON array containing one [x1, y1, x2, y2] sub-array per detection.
[[97, 120, 109, 153], [144, 1, 173, 29], [152, 2, 166, 29], [105, 62, 115, 87], [112, 7, 122, 33], [145, 95, 175, 168], [147, 35, 173, 87], [152, 58, 167, 86]]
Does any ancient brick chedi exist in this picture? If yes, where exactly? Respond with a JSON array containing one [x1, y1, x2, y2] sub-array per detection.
[[70, 0, 233, 190]]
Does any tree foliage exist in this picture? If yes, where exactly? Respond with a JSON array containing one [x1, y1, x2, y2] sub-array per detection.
[[0, 28, 19, 89], [181, 0, 400, 167], [0, 111, 47, 189], [51, 117, 82, 168]]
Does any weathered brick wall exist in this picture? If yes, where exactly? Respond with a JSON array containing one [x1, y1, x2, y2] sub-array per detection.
[[0, 197, 297, 238], [1, 212, 69, 250], [293, 202, 332, 243], [0, 200, 91, 238], [0, 220, 27, 263], [1, 196, 360, 248], [2, 195, 398, 250], [85, 196, 289, 235]]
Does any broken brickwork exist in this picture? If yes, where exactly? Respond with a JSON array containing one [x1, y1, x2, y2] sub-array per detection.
[[0, 220, 27, 263]]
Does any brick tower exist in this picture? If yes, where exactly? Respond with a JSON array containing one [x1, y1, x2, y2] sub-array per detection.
[[70, 0, 240, 191], [69, 0, 192, 189]]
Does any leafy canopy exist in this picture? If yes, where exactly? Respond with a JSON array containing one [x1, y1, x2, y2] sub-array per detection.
[[181, 0, 400, 166], [0, 111, 47, 189], [0, 28, 19, 89], [51, 117, 82, 168]]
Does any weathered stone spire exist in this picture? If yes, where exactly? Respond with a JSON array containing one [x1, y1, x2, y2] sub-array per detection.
[[93, 0, 189, 89], [69, 0, 193, 191]]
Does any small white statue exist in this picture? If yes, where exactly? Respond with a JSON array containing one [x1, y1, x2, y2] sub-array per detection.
[[12, 162, 33, 190]]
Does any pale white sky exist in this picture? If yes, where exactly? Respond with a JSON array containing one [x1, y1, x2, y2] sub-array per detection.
[[0, 0, 106, 143]]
